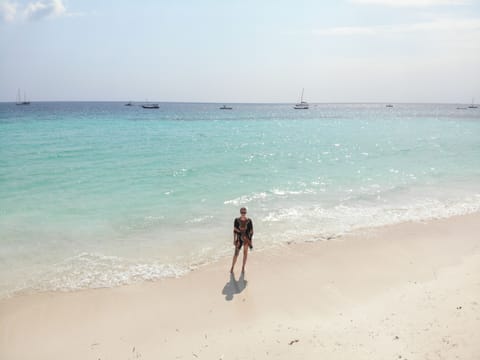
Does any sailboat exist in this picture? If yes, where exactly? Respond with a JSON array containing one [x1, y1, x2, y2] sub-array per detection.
[[468, 98, 478, 109], [142, 103, 159, 109], [16, 89, 30, 105], [293, 88, 309, 109], [141, 98, 159, 109]]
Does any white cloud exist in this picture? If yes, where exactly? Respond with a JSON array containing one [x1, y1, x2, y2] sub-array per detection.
[[0, 0, 73, 22], [0, 0, 17, 23], [314, 26, 378, 36], [24, 0, 66, 21], [403, 18, 480, 31], [351, 0, 469, 6], [313, 18, 480, 36]]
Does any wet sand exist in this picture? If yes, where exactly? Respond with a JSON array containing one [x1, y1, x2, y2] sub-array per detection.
[[1, 213, 479, 359]]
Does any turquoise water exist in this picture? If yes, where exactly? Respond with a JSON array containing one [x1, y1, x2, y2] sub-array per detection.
[[1, 102, 479, 297]]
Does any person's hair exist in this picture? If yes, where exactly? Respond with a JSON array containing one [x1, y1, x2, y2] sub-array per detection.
[[240, 207, 247, 213]]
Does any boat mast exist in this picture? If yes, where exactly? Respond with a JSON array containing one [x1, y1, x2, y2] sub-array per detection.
[[301, 88, 304, 103]]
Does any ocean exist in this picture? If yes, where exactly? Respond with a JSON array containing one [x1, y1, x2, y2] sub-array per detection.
[[1, 102, 479, 298]]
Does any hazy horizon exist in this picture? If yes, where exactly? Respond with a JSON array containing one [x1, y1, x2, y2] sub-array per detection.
[[1, 100, 478, 105], [1, 0, 480, 103]]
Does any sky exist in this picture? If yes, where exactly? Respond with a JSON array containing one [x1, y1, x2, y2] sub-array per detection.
[[0, 0, 480, 103]]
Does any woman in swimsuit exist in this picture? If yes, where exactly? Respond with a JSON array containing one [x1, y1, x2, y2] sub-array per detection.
[[230, 207, 254, 273]]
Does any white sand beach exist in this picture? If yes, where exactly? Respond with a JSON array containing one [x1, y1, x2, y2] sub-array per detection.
[[1, 213, 479, 360]]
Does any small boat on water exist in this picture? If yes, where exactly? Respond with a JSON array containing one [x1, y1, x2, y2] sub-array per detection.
[[468, 98, 478, 109], [219, 105, 232, 110], [294, 88, 309, 109], [16, 89, 30, 105], [386, 104, 394, 108], [142, 103, 159, 109], [125, 101, 133, 106]]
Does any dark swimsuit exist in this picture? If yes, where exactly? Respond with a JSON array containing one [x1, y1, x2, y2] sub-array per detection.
[[234, 217, 253, 253]]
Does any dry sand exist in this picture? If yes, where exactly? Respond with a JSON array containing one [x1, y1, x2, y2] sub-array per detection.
[[1, 213, 479, 360]]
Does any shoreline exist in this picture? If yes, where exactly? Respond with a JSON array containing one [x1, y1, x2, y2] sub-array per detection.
[[3, 206, 480, 300], [1, 213, 480, 359]]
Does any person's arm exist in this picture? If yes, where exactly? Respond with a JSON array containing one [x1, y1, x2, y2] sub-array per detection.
[[233, 218, 239, 245], [233, 218, 241, 233]]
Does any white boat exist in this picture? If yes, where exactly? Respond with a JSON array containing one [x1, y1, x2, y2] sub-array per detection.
[[468, 98, 478, 109], [16, 89, 30, 105], [142, 104, 159, 109], [293, 88, 309, 109]]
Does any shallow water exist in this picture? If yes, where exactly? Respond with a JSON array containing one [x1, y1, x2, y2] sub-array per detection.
[[1, 102, 479, 297]]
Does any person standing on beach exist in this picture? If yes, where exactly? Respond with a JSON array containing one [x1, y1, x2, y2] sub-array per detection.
[[230, 207, 254, 273]]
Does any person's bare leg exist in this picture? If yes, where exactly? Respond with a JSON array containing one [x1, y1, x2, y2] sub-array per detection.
[[230, 247, 239, 273], [241, 242, 249, 273]]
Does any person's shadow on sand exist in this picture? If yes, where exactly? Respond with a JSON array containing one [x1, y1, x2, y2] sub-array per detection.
[[222, 272, 247, 301]]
